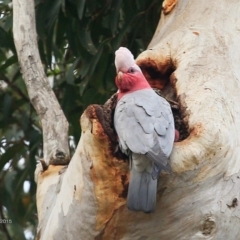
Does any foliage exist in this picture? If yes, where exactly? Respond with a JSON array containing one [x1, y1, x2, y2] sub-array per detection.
[[0, 0, 162, 238]]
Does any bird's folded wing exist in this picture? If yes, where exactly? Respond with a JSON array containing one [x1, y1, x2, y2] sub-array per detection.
[[114, 89, 175, 169]]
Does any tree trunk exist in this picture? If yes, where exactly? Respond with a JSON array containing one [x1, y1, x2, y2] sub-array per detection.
[[13, 0, 240, 239]]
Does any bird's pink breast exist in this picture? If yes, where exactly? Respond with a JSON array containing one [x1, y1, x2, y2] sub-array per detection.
[[117, 72, 151, 100]]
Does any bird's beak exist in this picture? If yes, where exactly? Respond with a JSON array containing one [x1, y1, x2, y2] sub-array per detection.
[[117, 71, 123, 83]]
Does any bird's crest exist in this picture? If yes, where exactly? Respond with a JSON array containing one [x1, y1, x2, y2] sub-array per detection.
[[115, 47, 141, 73]]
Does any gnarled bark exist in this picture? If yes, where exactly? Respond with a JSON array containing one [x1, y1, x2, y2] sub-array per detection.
[[13, 0, 240, 239]]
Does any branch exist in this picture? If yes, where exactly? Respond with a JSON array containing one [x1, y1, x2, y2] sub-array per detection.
[[12, 0, 69, 166]]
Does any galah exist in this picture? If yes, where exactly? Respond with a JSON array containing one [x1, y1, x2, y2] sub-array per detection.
[[114, 47, 175, 213]]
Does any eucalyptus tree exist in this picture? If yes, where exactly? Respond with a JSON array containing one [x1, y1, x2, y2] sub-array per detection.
[[0, 0, 161, 239]]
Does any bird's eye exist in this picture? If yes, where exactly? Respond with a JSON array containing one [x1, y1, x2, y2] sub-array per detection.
[[128, 67, 135, 73]]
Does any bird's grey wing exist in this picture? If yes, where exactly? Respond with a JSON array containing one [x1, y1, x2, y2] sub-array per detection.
[[114, 97, 154, 155], [134, 90, 174, 173], [114, 89, 175, 173]]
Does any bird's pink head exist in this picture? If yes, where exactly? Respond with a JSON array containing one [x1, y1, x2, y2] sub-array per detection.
[[115, 47, 151, 99]]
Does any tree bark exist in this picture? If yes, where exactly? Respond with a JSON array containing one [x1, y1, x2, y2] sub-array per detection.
[[12, 0, 69, 166], [14, 0, 240, 239]]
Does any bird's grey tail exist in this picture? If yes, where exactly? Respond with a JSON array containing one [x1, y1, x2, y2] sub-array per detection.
[[127, 167, 157, 213]]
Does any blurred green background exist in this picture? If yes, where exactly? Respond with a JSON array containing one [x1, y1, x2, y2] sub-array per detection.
[[0, 0, 162, 239]]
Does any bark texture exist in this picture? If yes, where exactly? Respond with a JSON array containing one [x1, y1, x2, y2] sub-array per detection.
[[13, 0, 69, 165], [14, 0, 240, 239]]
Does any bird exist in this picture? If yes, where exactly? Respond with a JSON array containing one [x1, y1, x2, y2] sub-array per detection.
[[113, 47, 175, 213]]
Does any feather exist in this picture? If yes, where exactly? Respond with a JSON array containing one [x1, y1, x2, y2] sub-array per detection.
[[114, 47, 175, 212], [127, 154, 157, 213], [115, 47, 142, 73], [114, 89, 174, 159]]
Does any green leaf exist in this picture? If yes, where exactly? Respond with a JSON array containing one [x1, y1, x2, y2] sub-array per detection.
[[82, 88, 96, 104], [2, 93, 11, 124], [46, 26, 54, 67], [66, 58, 79, 84], [2, 15, 13, 32], [91, 49, 110, 89], [88, 44, 103, 76], [0, 55, 17, 71], [61, 84, 79, 113], [77, 0, 86, 20], [112, 13, 141, 50], [4, 170, 17, 199], [79, 29, 97, 55], [79, 76, 89, 96], [110, 0, 122, 35], [0, 27, 8, 48], [79, 43, 104, 95], [0, 144, 24, 171]]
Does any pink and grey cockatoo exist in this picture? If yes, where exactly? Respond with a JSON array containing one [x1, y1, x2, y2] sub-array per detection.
[[114, 47, 175, 213]]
